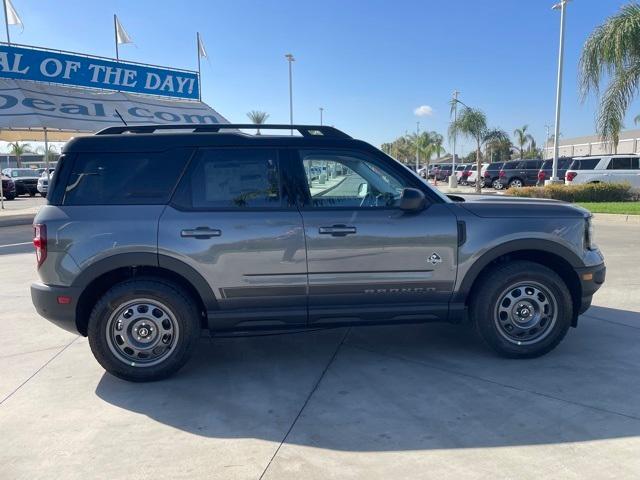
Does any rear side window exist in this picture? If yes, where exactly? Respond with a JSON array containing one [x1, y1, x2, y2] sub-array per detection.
[[63, 149, 190, 205], [173, 148, 281, 209], [570, 158, 600, 170], [607, 157, 639, 170], [524, 160, 542, 169]]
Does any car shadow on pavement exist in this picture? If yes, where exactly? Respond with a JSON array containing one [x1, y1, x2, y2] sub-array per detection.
[[95, 306, 640, 451]]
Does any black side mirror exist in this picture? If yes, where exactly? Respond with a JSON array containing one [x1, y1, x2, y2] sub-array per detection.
[[399, 188, 426, 212]]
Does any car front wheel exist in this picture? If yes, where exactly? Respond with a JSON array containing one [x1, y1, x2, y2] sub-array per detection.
[[492, 180, 503, 190], [470, 261, 572, 358], [88, 278, 201, 382], [508, 178, 523, 188]]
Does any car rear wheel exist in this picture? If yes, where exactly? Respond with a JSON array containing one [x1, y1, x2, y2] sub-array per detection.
[[470, 261, 572, 358], [88, 278, 201, 382]]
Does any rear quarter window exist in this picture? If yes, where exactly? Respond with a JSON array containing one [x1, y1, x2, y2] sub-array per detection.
[[63, 149, 191, 205], [569, 158, 600, 170]]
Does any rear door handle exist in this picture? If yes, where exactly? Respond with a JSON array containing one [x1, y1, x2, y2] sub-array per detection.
[[319, 225, 357, 236], [180, 227, 222, 239]]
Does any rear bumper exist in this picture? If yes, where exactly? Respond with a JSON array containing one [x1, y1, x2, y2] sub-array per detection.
[[576, 262, 606, 314], [31, 282, 82, 334]]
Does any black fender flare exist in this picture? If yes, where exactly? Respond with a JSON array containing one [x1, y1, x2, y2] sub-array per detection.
[[454, 239, 584, 303], [71, 252, 218, 311]]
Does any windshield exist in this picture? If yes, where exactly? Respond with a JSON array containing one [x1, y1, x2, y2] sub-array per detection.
[[11, 169, 39, 178]]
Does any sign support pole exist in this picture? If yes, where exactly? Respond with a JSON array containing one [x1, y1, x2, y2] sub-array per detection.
[[44, 127, 50, 185], [196, 32, 202, 101], [114, 14, 119, 61], [3, 0, 10, 45]]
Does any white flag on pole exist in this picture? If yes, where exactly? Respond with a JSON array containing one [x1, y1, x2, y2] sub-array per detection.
[[198, 34, 208, 58], [115, 15, 133, 44], [5, 0, 22, 27]]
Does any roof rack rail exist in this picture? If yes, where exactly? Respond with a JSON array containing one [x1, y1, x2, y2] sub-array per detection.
[[95, 124, 351, 139]]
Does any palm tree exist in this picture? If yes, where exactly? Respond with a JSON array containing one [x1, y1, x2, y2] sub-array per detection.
[[246, 110, 270, 135], [7, 141, 31, 168], [580, 3, 640, 148], [36, 145, 58, 169], [513, 125, 534, 159], [449, 106, 508, 192]]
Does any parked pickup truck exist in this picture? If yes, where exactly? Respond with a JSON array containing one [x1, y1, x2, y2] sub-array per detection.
[[31, 124, 606, 381]]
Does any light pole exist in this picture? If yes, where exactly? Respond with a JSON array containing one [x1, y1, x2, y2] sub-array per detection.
[[319, 107, 324, 126], [285, 53, 295, 134], [449, 90, 460, 188], [415, 121, 420, 172], [548, 0, 571, 184]]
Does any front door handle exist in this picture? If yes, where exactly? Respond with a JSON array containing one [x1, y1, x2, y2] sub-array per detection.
[[319, 225, 357, 236], [180, 227, 222, 239]]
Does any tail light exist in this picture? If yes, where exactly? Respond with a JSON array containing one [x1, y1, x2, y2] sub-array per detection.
[[499, 170, 505, 178], [33, 224, 47, 268], [462, 171, 470, 177], [538, 171, 546, 181], [483, 171, 490, 178], [566, 171, 577, 182]]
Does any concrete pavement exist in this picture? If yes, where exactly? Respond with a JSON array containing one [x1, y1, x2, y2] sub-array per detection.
[[0, 220, 639, 479]]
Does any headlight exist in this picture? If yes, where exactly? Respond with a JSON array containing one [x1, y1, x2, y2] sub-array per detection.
[[585, 216, 595, 250]]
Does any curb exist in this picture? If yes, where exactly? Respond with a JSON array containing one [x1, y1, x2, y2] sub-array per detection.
[[592, 213, 640, 224], [0, 212, 35, 227]]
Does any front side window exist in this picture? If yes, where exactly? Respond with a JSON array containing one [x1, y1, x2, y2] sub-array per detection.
[[174, 148, 281, 209], [300, 151, 407, 208], [570, 158, 600, 170]]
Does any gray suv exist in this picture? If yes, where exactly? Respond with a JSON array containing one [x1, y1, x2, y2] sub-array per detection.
[[31, 124, 606, 382]]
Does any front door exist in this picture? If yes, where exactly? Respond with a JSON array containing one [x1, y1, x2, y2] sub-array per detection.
[[293, 148, 458, 325], [158, 147, 308, 329]]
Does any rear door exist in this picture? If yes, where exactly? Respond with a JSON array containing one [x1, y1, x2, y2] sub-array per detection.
[[606, 157, 640, 186], [158, 147, 308, 328], [292, 148, 458, 325]]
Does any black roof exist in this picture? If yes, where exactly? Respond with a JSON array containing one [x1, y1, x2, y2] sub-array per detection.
[[64, 124, 363, 153]]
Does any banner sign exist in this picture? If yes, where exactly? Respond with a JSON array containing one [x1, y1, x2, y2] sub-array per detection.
[[0, 79, 226, 134], [0, 44, 199, 100]]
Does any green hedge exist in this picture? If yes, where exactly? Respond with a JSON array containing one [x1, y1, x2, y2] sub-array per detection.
[[506, 182, 637, 203]]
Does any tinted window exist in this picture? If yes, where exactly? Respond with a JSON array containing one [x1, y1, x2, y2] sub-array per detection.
[[486, 162, 504, 171], [174, 148, 281, 209], [607, 157, 638, 170], [64, 149, 189, 205], [524, 160, 542, 169], [569, 158, 600, 170], [502, 161, 519, 170], [301, 150, 407, 208]]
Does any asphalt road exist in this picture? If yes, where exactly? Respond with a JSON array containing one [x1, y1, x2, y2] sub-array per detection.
[[0, 220, 639, 479]]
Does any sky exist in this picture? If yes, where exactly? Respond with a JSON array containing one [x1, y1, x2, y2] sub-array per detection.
[[1, 0, 635, 155]]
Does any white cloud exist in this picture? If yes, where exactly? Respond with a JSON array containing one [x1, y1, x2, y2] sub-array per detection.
[[414, 105, 434, 117]]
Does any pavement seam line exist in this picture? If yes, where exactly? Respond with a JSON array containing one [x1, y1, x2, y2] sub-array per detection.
[[348, 342, 640, 422], [582, 314, 640, 330], [0, 343, 74, 360], [257, 328, 351, 480], [0, 336, 79, 406]]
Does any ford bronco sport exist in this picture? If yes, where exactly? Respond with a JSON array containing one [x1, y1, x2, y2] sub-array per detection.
[[31, 124, 606, 382]]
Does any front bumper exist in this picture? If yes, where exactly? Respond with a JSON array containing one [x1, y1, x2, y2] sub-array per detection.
[[575, 262, 606, 315], [31, 282, 82, 334]]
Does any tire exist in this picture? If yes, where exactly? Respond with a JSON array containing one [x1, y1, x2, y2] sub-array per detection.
[[470, 261, 573, 358], [88, 278, 201, 382], [5, 193, 15, 200], [508, 178, 523, 188], [29, 191, 35, 197], [492, 180, 502, 190]]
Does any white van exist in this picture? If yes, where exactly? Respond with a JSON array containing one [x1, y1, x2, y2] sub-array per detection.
[[565, 155, 640, 187]]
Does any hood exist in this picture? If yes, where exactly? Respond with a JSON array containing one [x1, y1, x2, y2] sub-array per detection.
[[448, 193, 590, 219]]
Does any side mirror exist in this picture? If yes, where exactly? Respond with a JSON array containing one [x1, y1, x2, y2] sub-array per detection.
[[399, 188, 426, 212], [357, 182, 368, 197]]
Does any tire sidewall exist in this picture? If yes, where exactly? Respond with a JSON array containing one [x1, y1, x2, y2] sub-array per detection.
[[88, 280, 200, 382], [474, 265, 572, 357]]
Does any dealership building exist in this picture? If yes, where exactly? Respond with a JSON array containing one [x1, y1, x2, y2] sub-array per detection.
[[543, 129, 640, 158]]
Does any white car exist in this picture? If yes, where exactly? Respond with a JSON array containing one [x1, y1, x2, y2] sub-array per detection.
[[37, 169, 55, 197], [467, 163, 489, 185], [565, 155, 640, 187]]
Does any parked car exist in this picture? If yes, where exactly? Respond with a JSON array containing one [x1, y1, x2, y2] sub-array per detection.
[[498, 159, 544, 188], [1, 168, 40, 196], [435, 164, 453, 182], [1, 172, 16, 200], [565, 155, 640, 187], [453, 163, 469, 182], [537, 158, 573, 186], [427, 163, 444, 179], [482, 162, 505, 189], [31, 123, 605, 381], [459, 164, 473, 185], [37, 169, 56, 197], [466, 163, 489, 186]]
